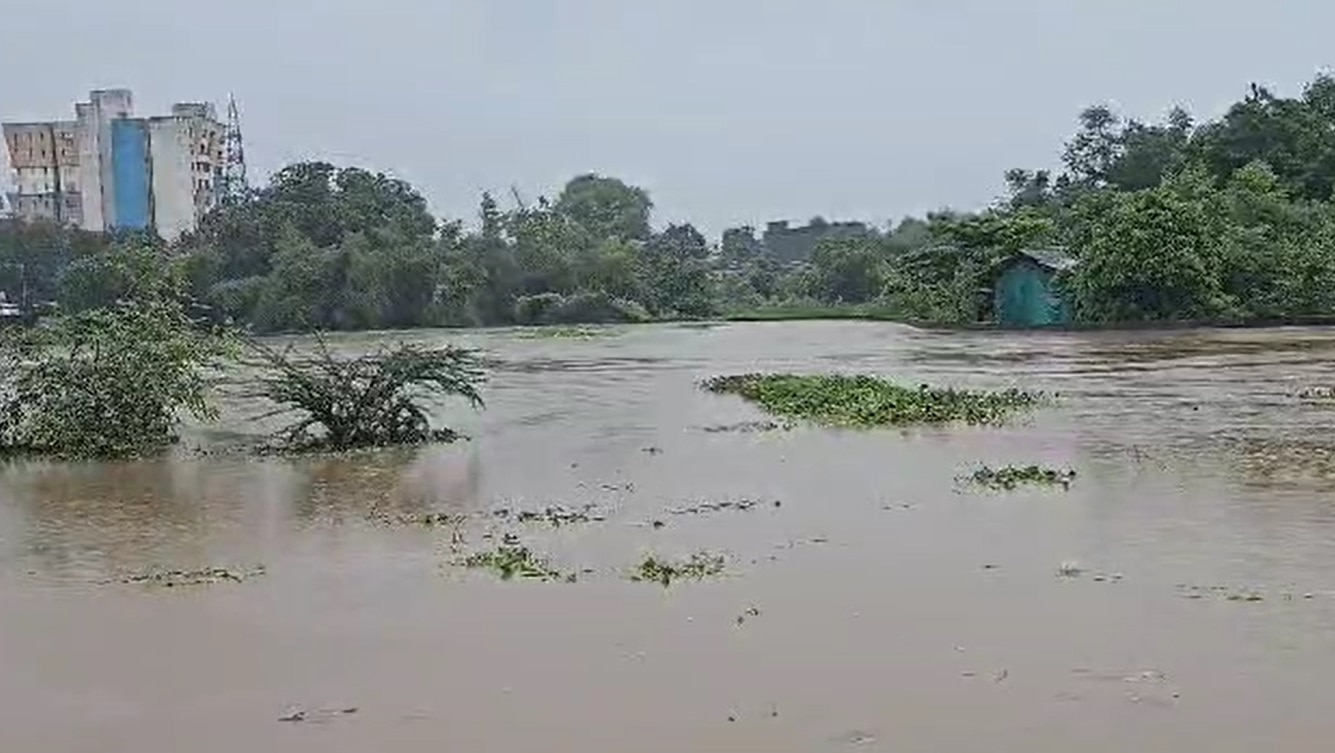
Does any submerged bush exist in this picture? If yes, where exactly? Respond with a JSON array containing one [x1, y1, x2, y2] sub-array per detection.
[[702, 373, 1041, 427], [246, 337, 486, 452]]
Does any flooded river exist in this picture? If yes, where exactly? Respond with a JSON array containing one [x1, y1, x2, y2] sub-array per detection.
[[4, 321, 1335, 752]]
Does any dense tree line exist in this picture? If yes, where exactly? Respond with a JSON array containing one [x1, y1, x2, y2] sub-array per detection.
[[8, 73, 1335, 329]]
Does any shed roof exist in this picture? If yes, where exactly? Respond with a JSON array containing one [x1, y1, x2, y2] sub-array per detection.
[[1014, 247, 1076, 271]]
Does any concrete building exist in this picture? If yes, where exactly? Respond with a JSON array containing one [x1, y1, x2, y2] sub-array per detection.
[[3, 89, 224, 240], [762, 218, 874, 263]]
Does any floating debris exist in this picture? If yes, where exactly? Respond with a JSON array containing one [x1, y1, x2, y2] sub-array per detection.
[[1176, 583, 1275, 602], [1057, 561, 1084, 578], [277, 707, 358, 724], [735, 606, 762, 625], [631, 552, 726, 586], [1296, 386, 1335, 401], [967, 464, 1076, 491], [667, 497, 778, 516], [492, 503, 607, 527], [699, 420, 787, 434], [118, 565, 266, 588], [374, 511, 468, 527]]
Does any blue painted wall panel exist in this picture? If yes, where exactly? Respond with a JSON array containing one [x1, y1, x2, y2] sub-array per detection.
[[110, 119, 150, 231]]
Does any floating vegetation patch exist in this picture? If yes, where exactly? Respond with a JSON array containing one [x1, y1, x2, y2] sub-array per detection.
[[668, 497, 781, 516], [967, 464, 1076, 491], [701, 373, 1042, 428], [516, 326, 617, 340], [491, 503, 607, 527], [631, 552, 726, 586], [699, 419, 788, 434], [116, 565, 266, 588], [1296, 386, 1335, 401], [461, 545, 576, 582], [1175, 584, 1312, 602], [374, 511, 469, 527]]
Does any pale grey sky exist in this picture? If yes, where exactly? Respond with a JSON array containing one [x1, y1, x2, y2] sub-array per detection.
[[3, 0, 1333, 234]]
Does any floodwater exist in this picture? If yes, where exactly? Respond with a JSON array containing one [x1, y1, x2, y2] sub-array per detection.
[[4, 321, 1335, 752]]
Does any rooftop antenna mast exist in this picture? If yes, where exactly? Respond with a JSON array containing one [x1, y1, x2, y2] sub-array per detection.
[[220, 94, 248, 202]]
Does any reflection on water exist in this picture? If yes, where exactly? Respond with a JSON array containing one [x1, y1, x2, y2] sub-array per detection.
[[5, 322, 1335, 752]]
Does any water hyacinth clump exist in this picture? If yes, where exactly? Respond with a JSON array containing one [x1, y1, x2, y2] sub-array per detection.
[[969, 464, 1077, 491], [701, 373, 1043, 428]]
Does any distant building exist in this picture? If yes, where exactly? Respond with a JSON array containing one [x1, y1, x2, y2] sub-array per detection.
[[2, 89, 225, 240], [761, 219, 874, 263], [992, 248, 1075, 327]]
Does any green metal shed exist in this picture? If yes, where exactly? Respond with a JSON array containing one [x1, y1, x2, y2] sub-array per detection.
[[992, 248, 1075, 327]]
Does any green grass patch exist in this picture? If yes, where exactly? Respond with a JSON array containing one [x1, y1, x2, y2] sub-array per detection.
[[702, 373, 1042, 427], [968, 464, 1076, 491]]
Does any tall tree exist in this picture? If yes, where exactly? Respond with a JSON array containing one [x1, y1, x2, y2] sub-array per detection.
[[554, 174, 653, 242]]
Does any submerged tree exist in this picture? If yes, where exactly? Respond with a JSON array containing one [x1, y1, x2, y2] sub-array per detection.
[[246, 338, 486, 451]]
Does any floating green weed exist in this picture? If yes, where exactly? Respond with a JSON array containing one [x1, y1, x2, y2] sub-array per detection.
[[968, 464, 1076, 491], [461, 545, 575, 582], [701, 374, 1042, 427], [631, 552, 726, 586]]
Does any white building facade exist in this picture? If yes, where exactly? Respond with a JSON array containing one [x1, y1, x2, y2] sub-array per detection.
[[3, 89, 224, 241]]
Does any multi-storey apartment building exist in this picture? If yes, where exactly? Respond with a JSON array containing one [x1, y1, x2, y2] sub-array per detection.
[[2, 89, 225, 241]]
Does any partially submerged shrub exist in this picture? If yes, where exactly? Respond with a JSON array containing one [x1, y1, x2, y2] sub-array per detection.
[[0, 264, 232, 459], [702, 373, 1041, 427], [631, 552, 726, 586], [968, 464, 1076, 491], [246, 337, 485, 452]]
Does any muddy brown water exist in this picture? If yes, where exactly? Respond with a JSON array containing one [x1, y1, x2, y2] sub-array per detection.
[[5, 321, 1335, 752]]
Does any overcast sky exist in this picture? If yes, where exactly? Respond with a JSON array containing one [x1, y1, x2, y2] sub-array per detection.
[[3, 0, 1334, 235]]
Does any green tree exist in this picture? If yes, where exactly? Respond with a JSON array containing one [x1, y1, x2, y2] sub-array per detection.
[[1068, 177, 1229, 322], [554, 174, 653, 241]]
